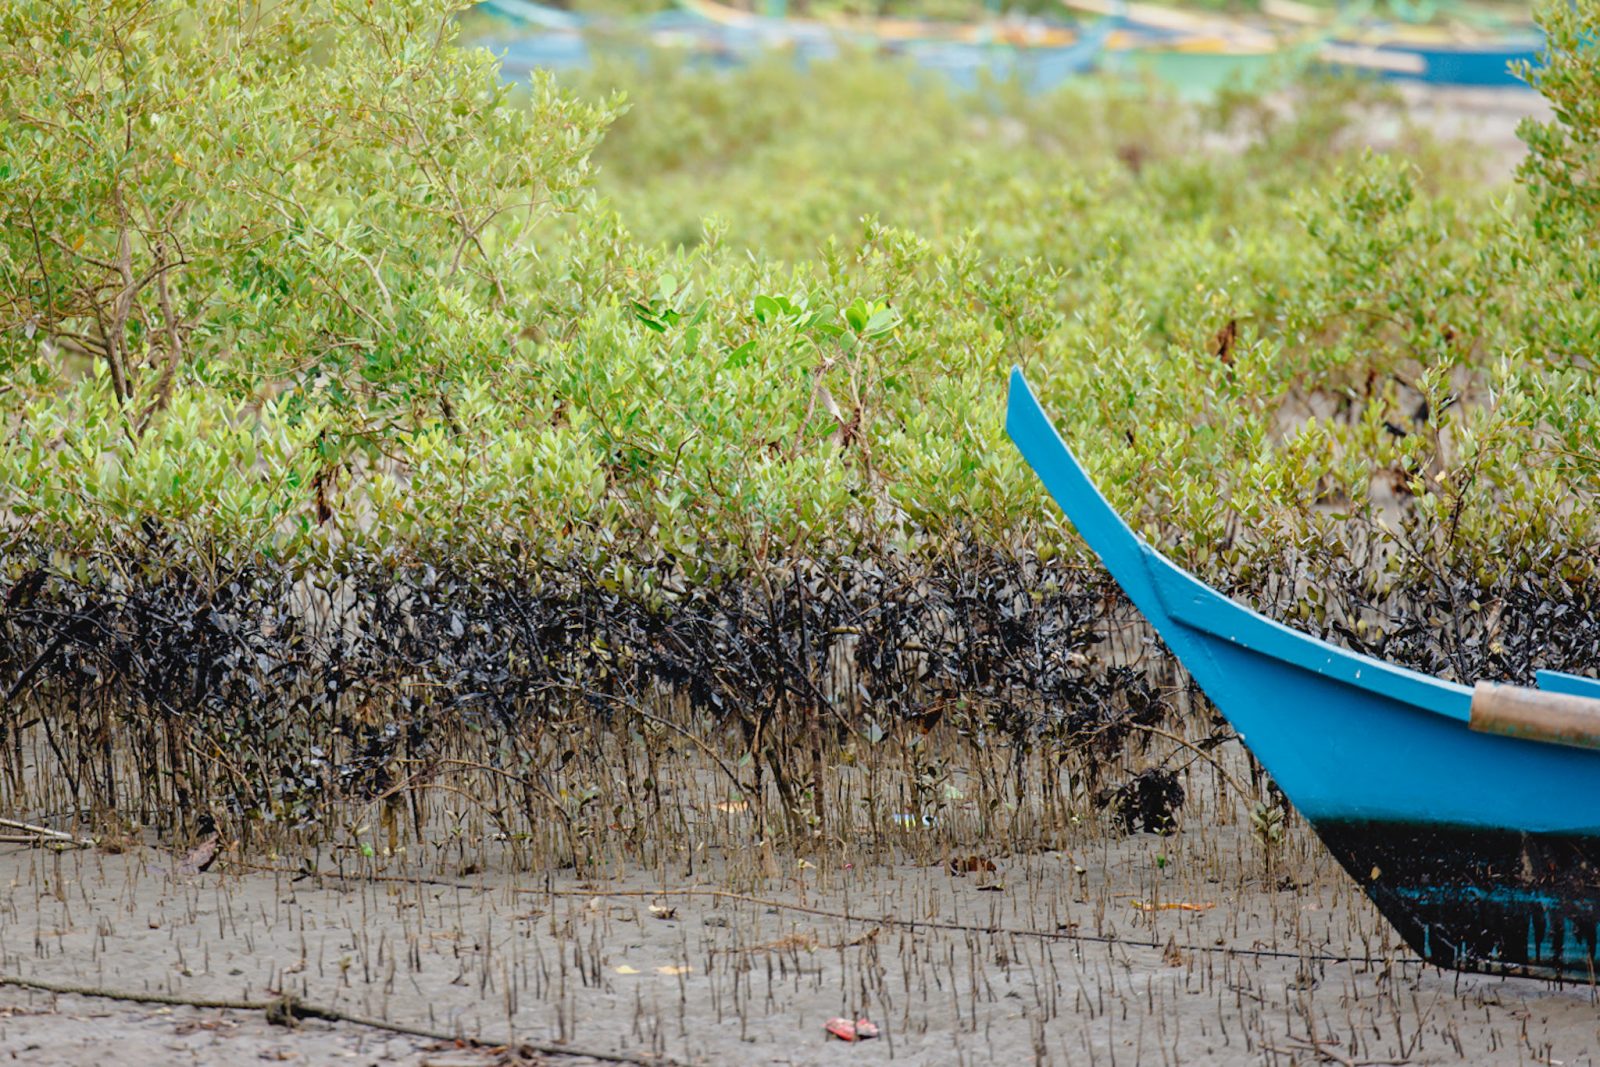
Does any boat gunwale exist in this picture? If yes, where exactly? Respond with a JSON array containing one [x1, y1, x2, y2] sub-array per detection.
[[1538, 670, 1600, 701], [1004, 366, 1474, 724]]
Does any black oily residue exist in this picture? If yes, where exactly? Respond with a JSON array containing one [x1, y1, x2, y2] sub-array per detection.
[[3, 523, 1596, 848], [0, 534, 1168, 838], [1107, 768, 1185, 834], [1314, 818, 1600, 980]]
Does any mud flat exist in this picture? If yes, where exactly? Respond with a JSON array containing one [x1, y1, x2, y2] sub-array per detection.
[[1388, 83, 1550, 181], [3, 814, 1597, 1067]]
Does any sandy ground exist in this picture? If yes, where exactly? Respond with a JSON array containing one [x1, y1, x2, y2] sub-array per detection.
[[3, 819, 1599, 1067], [1382, 84, 1549, 182]]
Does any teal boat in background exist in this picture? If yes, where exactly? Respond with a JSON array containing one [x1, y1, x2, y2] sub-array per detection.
[[477, 0, 586, 29], [1101, 44, 1291, 97], [1008, 367, 1600, 980]]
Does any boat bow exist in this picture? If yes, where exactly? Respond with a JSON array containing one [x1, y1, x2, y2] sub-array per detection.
[[1005, 366, 1473, 723], [1007, 365, 1600, 979]]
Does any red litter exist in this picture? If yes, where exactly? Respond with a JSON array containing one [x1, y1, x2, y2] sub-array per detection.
[[824, 1017, 880, 1042]]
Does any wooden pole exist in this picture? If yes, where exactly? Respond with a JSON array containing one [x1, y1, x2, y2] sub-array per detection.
[[1469, 682, 1600, 752]]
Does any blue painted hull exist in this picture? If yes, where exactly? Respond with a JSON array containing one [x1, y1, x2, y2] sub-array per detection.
[[1006, 367, 1600, 979], [477, 0, 586, 31], [1324, 37, 1544, 86]]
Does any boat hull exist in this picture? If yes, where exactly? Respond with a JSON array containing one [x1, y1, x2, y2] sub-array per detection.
[[1153, 558, 1600, 980], [1323, 39, 1543, 87], [1005, 367, 1600, 981], [1317, 820, 1600, 979]]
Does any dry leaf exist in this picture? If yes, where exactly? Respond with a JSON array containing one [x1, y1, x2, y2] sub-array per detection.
[[1131, 900, 1214, 912], [656, 965, 692, 976], [614, 965, 640, 975], [647, 904, 677, 921], [174, 1018, 238, 1035], [815, 383, 844, 425], [1212, 317, 1238, 365]]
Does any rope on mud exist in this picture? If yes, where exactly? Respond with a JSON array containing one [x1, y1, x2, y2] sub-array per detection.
[[225, 860, 1422, 968], [0, 974, 679, 1066], [525, 886, 1427, 969]]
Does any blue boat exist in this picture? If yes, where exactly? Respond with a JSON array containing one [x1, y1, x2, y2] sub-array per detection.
[[1320, 34, 1544, 86], [477, 0, 587, 31], [1007, 367, 1600, 980], [888, 19, 1116, 93]]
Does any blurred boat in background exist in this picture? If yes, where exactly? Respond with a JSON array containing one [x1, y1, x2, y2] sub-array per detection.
[[1265, 0, 1537, 33], [1318, 35, 1541, 85], [472, 0, 1543, 93], [1060, 0, 1319, 97], [478, 0, 587, 30], [476, 0, 1120, 89], [1062, 0, 1542, 87], [1102, 42, 1290, 96], [889, 16, 1121, 92]]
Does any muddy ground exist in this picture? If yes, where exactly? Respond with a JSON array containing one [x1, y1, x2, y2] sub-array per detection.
[[3, 811, 1599, 1066]]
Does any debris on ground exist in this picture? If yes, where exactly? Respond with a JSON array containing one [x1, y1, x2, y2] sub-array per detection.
[[824, 1017, 880, 1042]]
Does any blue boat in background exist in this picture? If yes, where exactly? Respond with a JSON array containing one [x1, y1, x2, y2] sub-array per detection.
[[474, 0, 1115, 90], [1320, 34, 1543, 86], [887, 17, 1118, 93], [475, 0, 1547, 90], [1008, 367, 1600, 980], [478, 0, 586, 30]]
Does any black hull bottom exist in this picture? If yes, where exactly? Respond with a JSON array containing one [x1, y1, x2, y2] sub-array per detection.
[[1315, 820, 1600, 980]]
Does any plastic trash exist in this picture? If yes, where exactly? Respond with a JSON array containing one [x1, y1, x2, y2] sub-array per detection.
[[825, 1017, 880, 1041]]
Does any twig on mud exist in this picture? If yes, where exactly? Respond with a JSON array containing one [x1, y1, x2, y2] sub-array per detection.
[[0, 817, 92, 848], [1124, 722, 1254, 799], [427, 757, 578, 843], [225, 858, 491, 891], [1264, 1037, 1413, 1067], [0, 974, 678, 1066], [713, 927, 881, 956]]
